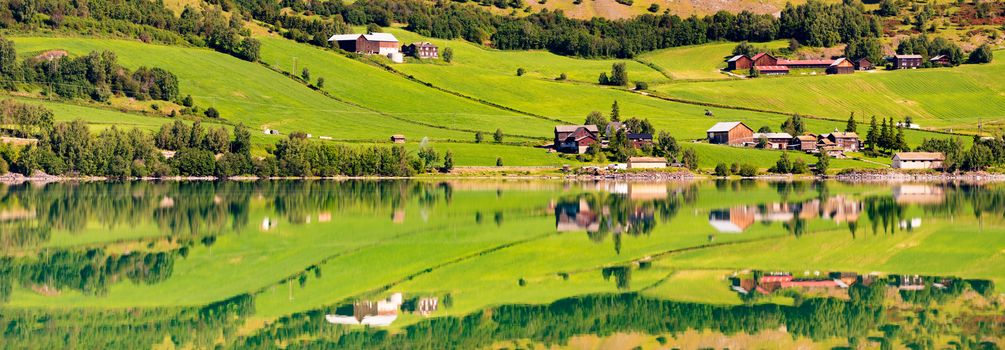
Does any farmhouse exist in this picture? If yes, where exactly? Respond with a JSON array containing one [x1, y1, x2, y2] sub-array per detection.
[[893, 54, 923, 69], [706, 122, 753, 145], [751, 52, 778, 66], [627, 157, 667, 169], [627, 133, 653, 148], [390, 134, 406, 143], [605, 122, 625, 137], [754, 65, 789, 75], [827, 58, 855, 74], [892, 152, 945, 170], [554, 125, 600, 154], [793, 135, 818, 151], [329, 33, 401, 56], [855, 58, 874, 70], [930, 55, 950, 66], [708, 207, 756, 233], [751, 132, 793, 149], [820, 131, 860, 151], [726, 55, 753, 71], [402, 42, 438, 59]]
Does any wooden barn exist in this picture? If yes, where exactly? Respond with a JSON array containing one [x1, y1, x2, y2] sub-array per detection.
[[930, 55, 950, 66], [328, 33, 400, 56], [727, 55, 753, 71], [706, 122, 754, 145], [827, 58, 855, 74], [777, 59, 834, 69], [751, 52, 778, 67], [855, 58, 874, 70], [893, 54, 923, 69], [752, 132, 794, 149]]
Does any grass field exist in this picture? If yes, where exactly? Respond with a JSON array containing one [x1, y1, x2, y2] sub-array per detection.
[[637, 41, 786, 81], [652, 52, 1005, 135]]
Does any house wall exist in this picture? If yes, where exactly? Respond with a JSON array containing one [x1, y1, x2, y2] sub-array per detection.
[[895, 58, 922, 69], [628, 162, 667, 169], [893, 159, 943, 169], [753, 55, 777, 66], [727, 126, 754, 145], [728, 58, 752, 71]]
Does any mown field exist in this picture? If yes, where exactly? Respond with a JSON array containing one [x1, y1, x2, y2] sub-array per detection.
[[637, 41, 786, 81]]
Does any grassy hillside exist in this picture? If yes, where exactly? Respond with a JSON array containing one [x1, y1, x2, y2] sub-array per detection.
[[637, 41, 786, 81], [652, 53, 1005, 135], [474, 0, 825, 20]]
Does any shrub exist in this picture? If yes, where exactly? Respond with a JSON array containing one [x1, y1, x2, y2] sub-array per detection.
[[496, 157, 503, 166], [738, 163, 758, 177], [516, 67, 525, 76], [204, 107, 220, 118], [714, 162, 730, 176], [634, 81, 648, 90], [647, 3, 659, 12]]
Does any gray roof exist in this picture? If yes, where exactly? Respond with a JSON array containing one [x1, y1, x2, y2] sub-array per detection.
[[363, 33, 399, 42], [328, 34, 360, 42], [707, 122, 745, 133], [727, 55, 746, 62], [555, 125, 599, 133], [895, 54, 923, 59], [753, 132, 793, 139], [829, 57, 847, 67]]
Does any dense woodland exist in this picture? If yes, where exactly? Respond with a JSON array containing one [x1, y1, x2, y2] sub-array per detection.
[[235, 0, 877, 58], [0, 0, 260, 61]]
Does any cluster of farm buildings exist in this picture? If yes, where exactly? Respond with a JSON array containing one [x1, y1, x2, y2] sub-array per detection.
[[726, 52, 951, 76], [732, 271, 956, 296], [327, 32, 438, 63], [553, 124, 669, 169], [706, 121, 944, 169]]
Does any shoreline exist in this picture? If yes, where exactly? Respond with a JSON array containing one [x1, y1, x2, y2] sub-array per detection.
[[4, 169, 1005, 184]]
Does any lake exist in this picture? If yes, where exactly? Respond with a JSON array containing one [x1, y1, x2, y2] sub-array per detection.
[[1, 180, 1003, 349]]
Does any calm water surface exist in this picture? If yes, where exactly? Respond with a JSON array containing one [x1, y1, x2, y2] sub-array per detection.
[[1, 180, 1003, 349]]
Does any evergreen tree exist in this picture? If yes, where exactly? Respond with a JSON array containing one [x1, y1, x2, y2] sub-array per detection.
[[879, 118, 891, 151], [442, 150, 454, 172], [865, 116, 879, 152], [894, 127, 908, 151], [845, 113, 857, 132], [815, 150, 830, 175], [610, 101, 621, 121]]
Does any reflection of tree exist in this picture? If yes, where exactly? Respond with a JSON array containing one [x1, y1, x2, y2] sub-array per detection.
[[601, 266, 631, 290]]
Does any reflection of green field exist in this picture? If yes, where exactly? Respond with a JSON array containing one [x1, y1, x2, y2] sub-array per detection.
[[6, 181, 1004, 337]]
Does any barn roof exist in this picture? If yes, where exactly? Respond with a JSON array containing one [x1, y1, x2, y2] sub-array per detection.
[[778, 59, 834, 66], [830, 58, 849, 67], [707, 122, 747, 133], [895, 54, 923, 59], [751, 52, 774, 61], [930, 55, 947, 61], [555, 125, 599, 133], [727, 55, 748, 62], [328, 34, 360, 42], [895, 152, 945, 161], [754, 65, 789, 71], [363, 33, 399, 42], [754, 132, 793, 139]]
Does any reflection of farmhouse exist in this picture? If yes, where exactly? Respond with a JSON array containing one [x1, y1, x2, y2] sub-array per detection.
[[554, 198, 600, 232], [893, 184, 945, 204], [709, 196, 861, 233], [325, 293, 404, 327], [708, 207, 756, 233], [733, 272, 858, 295]]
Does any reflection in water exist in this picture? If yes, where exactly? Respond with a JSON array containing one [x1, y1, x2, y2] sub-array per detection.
[[709, 195, 862, 234], [0, 180, 1003, 349]]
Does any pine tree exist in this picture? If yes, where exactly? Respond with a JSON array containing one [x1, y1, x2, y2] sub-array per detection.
[[845, 113, 857, 132], [879, 118, 890, 151], [610, 101, 621, 121], [815, 150, 830, 175], [865, 116, 879, 152], [894, 127, 908, 151]]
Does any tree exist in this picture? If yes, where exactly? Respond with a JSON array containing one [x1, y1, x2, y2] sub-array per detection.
[[791, 159, 808, 174], [681, 148, 698, 170], [475, 132, 484, 143], [654, 131, 680, 161], [756, 135, 768, 149], [0, 36, 17, 79], [623, 117, 654, 135], [496, 157, 503, 166], [493, 128, 504, 143], [204, 107, 220, 118], [878, 0, 899, 16], [845, 113, 857, 132], [714, 162, 730, 176], [231, 123, 252, 155], [442, 47, 454, 62], [757, 126, 772, 133], [366, 23, 382, 33], [894, 127, 908, 151], [598, 72, 609, 85], [771, 152, 792, 173], [969, 44, 993, 64], [732, 41, 757, 57], [865, 116, 879, 153], [610, 101, 621, 121], [172, 148, 216, 176], [516, 67, 525, 76], [418, 146, 439, 172], [815, 150, 830, 175], [879, 118, 891, 150], [738, 163, 758, 177], [316, 77, 325, 89], [584, 111, 608, 133], [608, 63, 628, 86], [442, 150, 454, 172], [181, 95, 194, 107], [781, 114, 805, 135], [647, 4, 659, 12], [301, 67, 310, 81]]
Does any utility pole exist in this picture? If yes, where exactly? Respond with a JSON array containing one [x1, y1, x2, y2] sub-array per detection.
[[292, 57, 298, 76]]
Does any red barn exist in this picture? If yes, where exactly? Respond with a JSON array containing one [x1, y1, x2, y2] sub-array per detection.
[[554, 125, 600, 154], [707, 122, 754, 145], [726, 55, 753, 71], [328, 33, 400, 56], [751, 52, 778, 67], [827, 58, 855, 74]]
